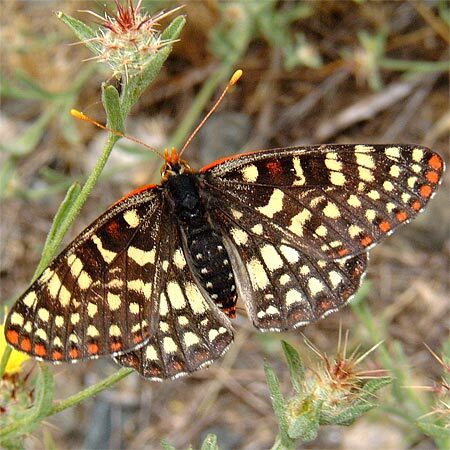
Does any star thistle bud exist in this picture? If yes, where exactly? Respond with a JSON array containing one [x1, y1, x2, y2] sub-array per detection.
[[80, 1, 182, 81]]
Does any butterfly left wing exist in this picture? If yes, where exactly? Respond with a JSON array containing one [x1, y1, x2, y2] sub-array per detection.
[[114, 214, 234, 380]]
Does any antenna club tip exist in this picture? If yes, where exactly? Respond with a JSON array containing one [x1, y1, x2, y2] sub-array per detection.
[[230, 69, 243, 85], [70, 109, 85, 120]]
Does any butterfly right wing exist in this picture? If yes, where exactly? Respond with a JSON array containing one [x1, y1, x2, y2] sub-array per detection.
[[5, 186, 165, 362], [114, 213, 234, 380]]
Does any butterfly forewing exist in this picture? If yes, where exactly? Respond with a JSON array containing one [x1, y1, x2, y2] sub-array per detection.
[[203, 145, 444, 260], [5, 188, 164, 361], [114, 214, 233, 380]]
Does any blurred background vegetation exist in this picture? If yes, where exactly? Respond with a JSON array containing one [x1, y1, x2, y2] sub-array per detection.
[[0, 1, 448, 449]]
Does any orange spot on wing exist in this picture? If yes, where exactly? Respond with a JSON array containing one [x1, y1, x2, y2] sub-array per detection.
[[419, 184, 432, 198], [426, 171, 439, 184], [428, 154, 443, 170], [111, 342, 122, 351], [337, 248, 349, 257], [34, 344, 47, 357], [133, 335, 144, 344], [6, 329, 19, 345], [360, 236, 373, 247], [379, 221, 391, 233], [266, 160, 283, 176], [396, 211, 408, 222], [20, 338, 31, 352], [69, 348, 80, 359], [52, 350, 63, 361], [88, 343, 99, 354], [107, 221, 121, 236], [411, 200, 422, 211]]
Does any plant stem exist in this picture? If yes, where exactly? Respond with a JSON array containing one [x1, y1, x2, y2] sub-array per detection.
[[49, 367, 134, 416], [0, 347, 12, 378]]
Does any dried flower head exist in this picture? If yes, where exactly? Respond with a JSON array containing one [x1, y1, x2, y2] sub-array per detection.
[[81, 1, 182, 80]]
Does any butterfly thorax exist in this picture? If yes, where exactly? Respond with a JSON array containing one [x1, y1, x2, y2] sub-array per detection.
[[163, 170, 237, 318]]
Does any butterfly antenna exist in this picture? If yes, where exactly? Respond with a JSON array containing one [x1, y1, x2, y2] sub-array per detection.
[[70, 109, 165, 159], [178, 69, 243, 157]]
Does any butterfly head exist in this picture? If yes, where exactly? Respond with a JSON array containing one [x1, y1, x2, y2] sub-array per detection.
[[161, 147, 194, 182]]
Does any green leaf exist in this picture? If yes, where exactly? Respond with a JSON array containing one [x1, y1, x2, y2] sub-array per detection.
[[200, 434, 219, 450], [102, 84, 124, 134], [34, 182, 81, 278], [281, 341, 305, 393], [120, 15, 186, 118], [361, 377, 393, 396], [264, 362, 292, 448], [55, 11, 100, 55]]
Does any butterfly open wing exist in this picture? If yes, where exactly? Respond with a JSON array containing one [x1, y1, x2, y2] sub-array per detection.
[[202, 144, 443, 330], [114, 212, 233, 380], [5, 187, 165, 361]]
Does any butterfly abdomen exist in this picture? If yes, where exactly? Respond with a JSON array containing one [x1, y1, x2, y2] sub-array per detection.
[[165, 172, 237, 317]]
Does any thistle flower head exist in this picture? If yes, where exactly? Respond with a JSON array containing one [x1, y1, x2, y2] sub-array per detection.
[[82, 1, 181, 81]]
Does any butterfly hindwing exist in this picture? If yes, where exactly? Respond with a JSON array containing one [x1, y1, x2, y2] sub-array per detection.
[[114, 215, 233, 380], [5, 188, 163, 361], [203, 145, 444, 260]]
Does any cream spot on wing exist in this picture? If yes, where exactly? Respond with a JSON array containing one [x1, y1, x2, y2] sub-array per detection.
[[260, 244, 283, 271], [173, 248, 186, 269], [185, 283, 207, 314], [146, 345, 158, 360], [55, 316, 64, 327], [251, 224, 263, 235], [70, 313, 80, 325], [160, 321, 169, 332], [92, 235, 116, 263], [109, 325, 121, 337], [87, 302, 97, 318], [59, 285, 71, 308], [347, 195, 361, 208], [323, 202, 341, 219], [279, 274, 291, 285], [308, 277, 325, 295], [315, 225, 328, 237], [184, 331, 201, 347], [286, 289, 304, 306], [107, 292, 121, 311], [69, 333, 79, 344], [10, 312, 24, 326], [35, 329, 47, 341], [365, 209, 376, 222], [292, 156, 306, 185], [280, 245, 300, 263], [330, 240, 342, 248], [24, 321, 32, 332], [368, 190, 380, 200], [356, 152, 375, 169], [37, 308, 49, 322], [329, 271, 343, 288], [300, 265, 310, 275], [128, 279, 152, 298], [162, 260, 169, 271], [386, 202, 396, 212], [383, 181, 395, 192], [256, 189, 284, 218], [163, 337, 178, 353], [412, 148, 424, 162], [78, 271, 92, 290], [123, 209, 140, 228], [178, 316, 189, 326], [241, 164, 259, 182], [358, 167, 375, 182], [40, 268, 54, 283], [128, 246, 155, 266], [407, 176, 417, 189], [23, 291, 37, 308], [167, 281, 186, 309], [330, 172, 346, 186], [355, 145, 374, 153], [87, 325, 99, 337], [385, 146, 401, 159], [231, 209, 243, 219], [266, 305, 280, 315], [47, 272, 61, 299], [231, 228, 249, 246], [129, 302, 140, 314], [348, 224, 363, 238], [325, 154, 343, 171], [411, 164, 422, 174], [53, 336, 63, 347], [247, 258, 270, 290], [401, 193, 411, 204], [288, 208, 312, 236], [390, 165, 401, 178]]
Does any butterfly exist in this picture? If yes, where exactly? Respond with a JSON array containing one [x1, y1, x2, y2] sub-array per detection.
[[4, 73, 445, 381]]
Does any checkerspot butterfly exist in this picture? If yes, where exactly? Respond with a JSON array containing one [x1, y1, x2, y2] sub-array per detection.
[[4, 71, 445, 380]]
